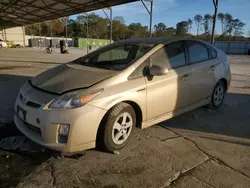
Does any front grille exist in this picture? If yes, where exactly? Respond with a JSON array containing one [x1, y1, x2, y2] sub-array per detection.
[[20, 93, 42, 108], [26, 101, 41, 108], [26, 123, 41, 135]]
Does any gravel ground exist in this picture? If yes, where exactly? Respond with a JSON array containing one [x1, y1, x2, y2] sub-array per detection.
[[0, 48, 250, 188]]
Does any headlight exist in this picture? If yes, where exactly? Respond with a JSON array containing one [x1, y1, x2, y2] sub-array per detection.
[[49, 90, 102, 109]]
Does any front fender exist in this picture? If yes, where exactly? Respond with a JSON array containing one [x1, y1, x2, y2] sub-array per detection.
[[89, 77, 147, 122]]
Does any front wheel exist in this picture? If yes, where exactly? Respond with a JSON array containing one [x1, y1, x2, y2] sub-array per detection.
[[208, 80, 226, 109], [98, 103, 136, 152]]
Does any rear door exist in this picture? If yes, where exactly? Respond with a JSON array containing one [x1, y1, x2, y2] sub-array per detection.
[[186, 40, 218, 104], [146, 41, 191, 120]]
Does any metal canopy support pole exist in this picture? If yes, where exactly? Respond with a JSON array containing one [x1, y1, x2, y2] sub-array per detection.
[[149, 0, 153, 38], [102, 7, 113, 44], [141, 0, 153, 38], [66, 24, 68, 44], [86, 13, 89, 54], [22, 26, 26, 47], [110, 8, 112, 44], [3, 24, 7, 41], [211, 0, 219, 45], [39, 23, 42, 49], [51, 21, 52, 41]]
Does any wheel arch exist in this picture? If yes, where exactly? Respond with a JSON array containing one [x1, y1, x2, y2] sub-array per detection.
[[219, 78, 228, 90], [96, 100, 143, 146]]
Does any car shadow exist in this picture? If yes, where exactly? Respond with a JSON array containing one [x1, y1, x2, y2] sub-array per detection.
[[0, 74, 31, 124], [0, 74, 54, 188], [0, 59, 63, 65], [161, 92, 250, 146]]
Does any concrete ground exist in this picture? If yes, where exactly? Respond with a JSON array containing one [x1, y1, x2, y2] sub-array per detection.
[[0, 48, 250, 188]]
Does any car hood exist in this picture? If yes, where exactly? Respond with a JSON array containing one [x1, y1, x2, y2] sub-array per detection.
[[31, 63, 117, 94]]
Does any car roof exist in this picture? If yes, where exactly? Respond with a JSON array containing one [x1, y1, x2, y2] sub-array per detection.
[[114, 37, 210, 46]]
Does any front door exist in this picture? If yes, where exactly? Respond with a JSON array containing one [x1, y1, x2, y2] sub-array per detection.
[[146, 41, 191, 120]]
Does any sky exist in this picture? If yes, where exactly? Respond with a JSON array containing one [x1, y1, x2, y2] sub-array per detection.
[[72, 0, 250, 36]]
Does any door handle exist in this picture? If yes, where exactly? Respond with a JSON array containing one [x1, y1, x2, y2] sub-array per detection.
[[210, 65, 215, 71], [137, 88, 146, 92], [182, 74, 189, 81]]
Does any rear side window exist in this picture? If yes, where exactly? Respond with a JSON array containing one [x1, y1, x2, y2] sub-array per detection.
[[187, 41, 209, 64], [166, 41, 186, 69]]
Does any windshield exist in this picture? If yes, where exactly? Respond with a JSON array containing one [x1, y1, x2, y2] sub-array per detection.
[[72, 43, 155, 71]]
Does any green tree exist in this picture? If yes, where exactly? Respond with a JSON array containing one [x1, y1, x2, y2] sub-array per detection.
[[128, 23, 148, 38], [224, 13, 233, 35], [68, 19, 85, 38], [51, 19, 65, 36], [203, 14, 212, 35], [113, 16, 125, 24], [154, 23, 168, 37], [25, 23, 40, 36], [74, 13, 107, 39], [217, 12, 225, 33], [112, 19, 130, 40], [229, 19, 245, 38], [194, 14, 203, 35], [176, 21, 189, 36], [188, 18, 193, 34], [166, 27, 176, 36]]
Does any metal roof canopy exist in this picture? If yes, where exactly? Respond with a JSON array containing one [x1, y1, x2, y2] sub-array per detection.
[[0, 0, 138, 27], [0, 0, 219, 45]]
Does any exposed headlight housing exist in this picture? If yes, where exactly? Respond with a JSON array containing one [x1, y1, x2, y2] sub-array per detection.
[[49, 89, 102, 109]]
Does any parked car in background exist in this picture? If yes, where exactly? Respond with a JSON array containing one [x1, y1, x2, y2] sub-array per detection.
[[14, 38, 231, 154], [0, 39, 7, 48], [10, 44, 24, 48]]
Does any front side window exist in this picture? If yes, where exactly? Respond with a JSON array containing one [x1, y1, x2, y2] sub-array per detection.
[[151, 41, 186, 69], [150, 46, 169, 68], [72, 43, 155, 71], [128, 58, 150, 79], [187, 41, 209, 64], [129, 41, 187, 79]]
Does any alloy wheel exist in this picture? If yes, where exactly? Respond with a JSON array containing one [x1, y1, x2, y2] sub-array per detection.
[[213, 85, 225, 106], [112, 112, 133, 145]]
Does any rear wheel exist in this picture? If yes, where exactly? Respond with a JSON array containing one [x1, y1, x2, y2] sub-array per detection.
[[208, 80, 226, 108], [98, 103, 136, 152]]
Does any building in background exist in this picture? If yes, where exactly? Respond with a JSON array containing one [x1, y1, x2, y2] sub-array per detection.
[[0, 27, 25, 46]]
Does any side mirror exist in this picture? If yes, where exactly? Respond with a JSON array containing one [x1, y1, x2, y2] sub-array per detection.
[[149, 65, 168, 76]]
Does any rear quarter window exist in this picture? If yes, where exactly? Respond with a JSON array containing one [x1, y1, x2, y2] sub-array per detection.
[[187, 41, 210, 64], [208, 47, 217, 59]]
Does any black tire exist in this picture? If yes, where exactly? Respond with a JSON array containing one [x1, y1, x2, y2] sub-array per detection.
[[208, 80, 226, 109], [97, 102, 136, 152]]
